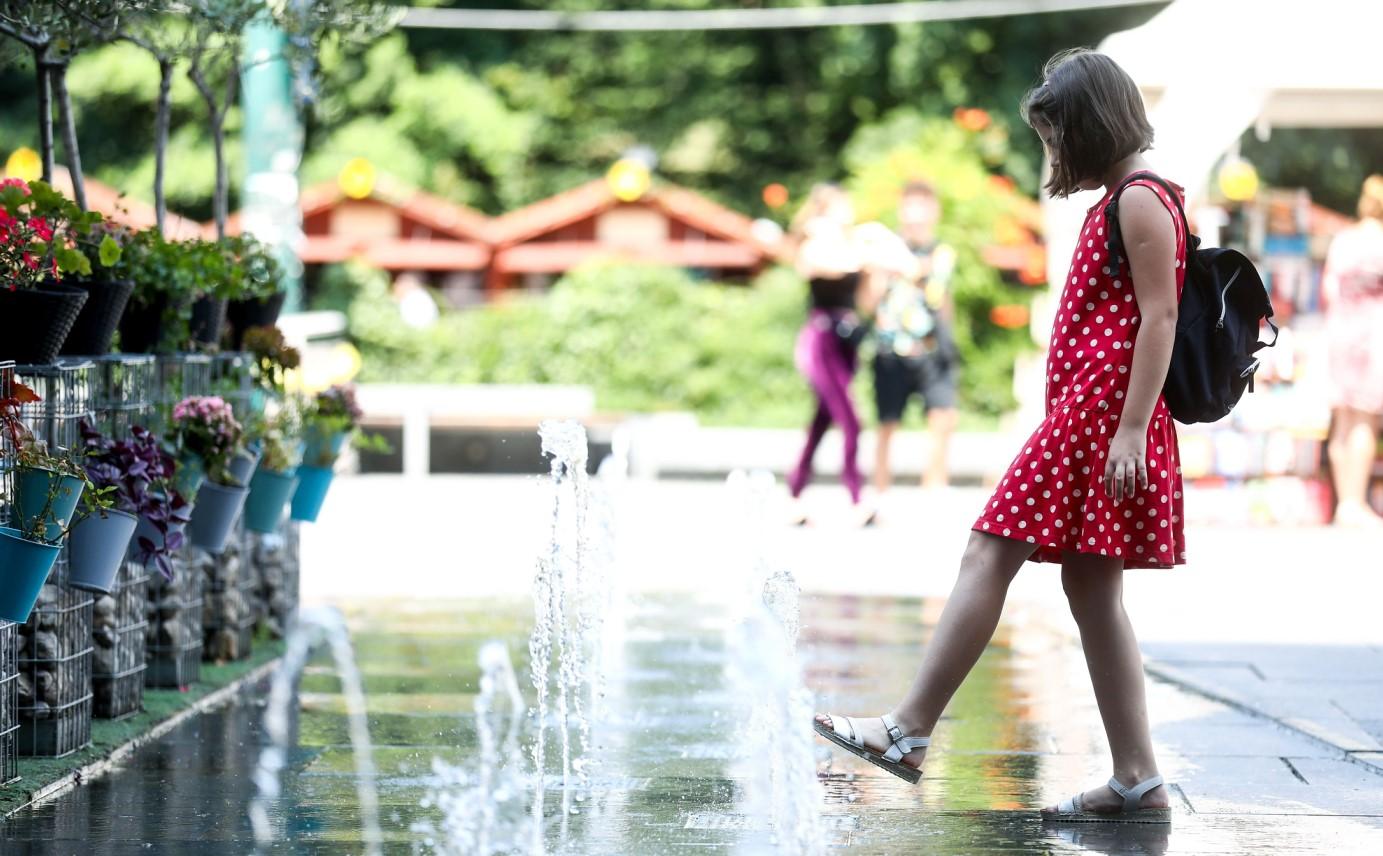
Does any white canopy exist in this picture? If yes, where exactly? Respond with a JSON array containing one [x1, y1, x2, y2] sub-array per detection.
[[1042, 0, 1383, 292]]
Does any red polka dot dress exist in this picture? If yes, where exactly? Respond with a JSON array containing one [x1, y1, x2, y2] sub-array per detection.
[[973, 176, 1188, 569]]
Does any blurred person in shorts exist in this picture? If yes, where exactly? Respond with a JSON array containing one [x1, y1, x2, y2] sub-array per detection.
[[871, 180, 961, 494]]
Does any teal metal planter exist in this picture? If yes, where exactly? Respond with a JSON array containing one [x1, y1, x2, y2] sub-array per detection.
[[187, 481, 250, 553], [243, 467, 299, 534], [66, 508, 138, 594], [289, 465, 334, 523], [302, 429, 347, 468], [227, 446, 262, 487], [0, 526, 61, 623], [14, 466, 85, 543]]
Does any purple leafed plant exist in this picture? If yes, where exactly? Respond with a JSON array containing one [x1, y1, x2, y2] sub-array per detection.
[[80, 421, 192, 580]]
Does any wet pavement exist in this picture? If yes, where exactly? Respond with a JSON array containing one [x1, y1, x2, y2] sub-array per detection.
[[4, 592, 1383, 854]]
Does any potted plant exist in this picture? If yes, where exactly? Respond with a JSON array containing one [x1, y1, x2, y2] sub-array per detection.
[[242, 405, 303, 534], [0, 380, 79, 622], [0, 178, 111, 363], [189, 239, 239, 346], [170, 395, 248, 553], [291, 384, 384, 523], [67, 421, 189, 594], [225, 235, 287, 348], [61, 220, 133, 356], [243, 324, 300, 414], [115, 231, 200, 354]]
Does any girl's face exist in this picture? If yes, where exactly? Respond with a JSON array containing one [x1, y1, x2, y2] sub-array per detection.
[[1032, 117, 1102, 192]]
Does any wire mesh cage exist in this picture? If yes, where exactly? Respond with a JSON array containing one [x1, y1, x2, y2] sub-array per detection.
[[211, 351, 254, 424], [0, 360, 17, 782], [200, 537, 255, 663], [251, 520, 300, 640], [145, 548, 203, 689], [152, 354, 213, 434], [13, 363, 96, 758], [92, 560, 149, 720], [91, 354, 158, 436]]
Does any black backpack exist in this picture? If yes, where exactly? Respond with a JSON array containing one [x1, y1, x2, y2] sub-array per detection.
[[1104, 171, 1278, 425]]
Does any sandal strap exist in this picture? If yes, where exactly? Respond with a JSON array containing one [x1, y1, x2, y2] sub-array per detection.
[[827, 714, 861, 747], [880, 714, 930, 763], [1107, 774, 1164, 812]]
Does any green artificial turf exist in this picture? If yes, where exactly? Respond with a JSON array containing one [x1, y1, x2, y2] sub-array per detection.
[[0, 641, 285, 816]]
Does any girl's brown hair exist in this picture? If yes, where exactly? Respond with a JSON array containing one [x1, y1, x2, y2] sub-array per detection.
[[1022, 49, 1154, 198]]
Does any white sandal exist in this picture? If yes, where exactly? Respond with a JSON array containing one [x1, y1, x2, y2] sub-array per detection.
[[1044, 775, 1171, 824], [812, 713, 928, 784]]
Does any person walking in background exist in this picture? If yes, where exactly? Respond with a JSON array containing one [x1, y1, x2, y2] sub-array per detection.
[[786, 185, 877, 527], [871, 181, 961, 495], [814, 49, 1180, 822], [1323, 175, 1383, 528]]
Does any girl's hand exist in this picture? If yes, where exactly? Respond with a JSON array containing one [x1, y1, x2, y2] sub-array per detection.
[[1103, 424, 1148, 503]]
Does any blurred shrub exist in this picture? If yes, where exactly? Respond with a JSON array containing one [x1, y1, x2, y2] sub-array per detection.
[[340, 261, 812, 426]]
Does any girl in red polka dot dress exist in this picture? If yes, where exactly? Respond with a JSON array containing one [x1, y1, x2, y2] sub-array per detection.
[[815, 50, 1179, 822]]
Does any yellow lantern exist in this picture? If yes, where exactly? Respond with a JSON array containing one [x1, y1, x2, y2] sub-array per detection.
[[338, 157, 376, 200], [5, 147, 42, 182], [1218, 158, 1259, 202], [606, 158, 651, 202]]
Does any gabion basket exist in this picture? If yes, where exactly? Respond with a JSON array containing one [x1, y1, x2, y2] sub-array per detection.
[[200, 538, 255, 663], [91, 354, 157, 436], [211, 351, 254, 423], [253, 520, 300, 640], [0, 360, 18, 782], [152, 353, 213, 434], [92, 560, 149, 719], [15, 363, 95, 758], [145, 548, 203, 689]]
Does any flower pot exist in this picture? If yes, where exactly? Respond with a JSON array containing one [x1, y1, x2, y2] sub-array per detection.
[[117, 291, 170, 353], [244, 467, 299, 534], [290, 465, 335, 523], [187, 480, 249, 553], [174, 454, 206, 501], [227, 446, 262, 486], [189, 296, 228, 347], [0, 283, 89, 363], [303, 428, 348, 468], [66, 508, 138, 594], [227, 292, 287, 348], [14, 467, 85, 543], [59, 279, 136, 356], [0, 527, 61, 623]]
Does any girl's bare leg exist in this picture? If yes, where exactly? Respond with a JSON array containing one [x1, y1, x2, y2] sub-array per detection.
[[815, 531, 1035, 767], [1041, 551, 1168, 813]]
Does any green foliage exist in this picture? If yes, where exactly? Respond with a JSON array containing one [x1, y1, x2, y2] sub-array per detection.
[[341, 260, 812, 427]]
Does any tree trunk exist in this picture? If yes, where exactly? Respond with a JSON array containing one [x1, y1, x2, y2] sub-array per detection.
[[51, 63, 86, 211], [34, 47, 54, 183], [210, 110, 227, 239], [154, 59, 174, 234]]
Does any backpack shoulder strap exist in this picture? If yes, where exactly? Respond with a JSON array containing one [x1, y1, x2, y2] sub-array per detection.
[[1104, 170, 1195, 255]]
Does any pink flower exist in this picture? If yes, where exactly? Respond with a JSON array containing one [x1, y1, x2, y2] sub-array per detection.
[[21, 252, 37, 271], [0, 178, 31, 195], [26, 217, 53, 241]]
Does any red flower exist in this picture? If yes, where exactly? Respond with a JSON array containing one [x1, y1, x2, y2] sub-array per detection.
[[0, 178, 31, 196], [21, 251, 38, 271], [26, 216, 53, 241]]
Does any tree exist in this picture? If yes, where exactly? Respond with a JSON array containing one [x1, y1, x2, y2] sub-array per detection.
[[0, 0, 123, 209]]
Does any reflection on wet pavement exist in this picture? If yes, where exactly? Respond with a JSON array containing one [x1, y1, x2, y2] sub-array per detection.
[[4, 594, 1383, 853]]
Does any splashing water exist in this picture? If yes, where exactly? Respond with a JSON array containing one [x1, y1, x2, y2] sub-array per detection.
[[413, 642, 535, 855], [530, 420, 612, 847], [725, 472, 824, 855], [249, 606, 382, 856]]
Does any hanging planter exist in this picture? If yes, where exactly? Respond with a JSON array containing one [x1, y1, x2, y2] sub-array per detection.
[[0, 284, 89, 364], [187, 480, 250, 553], [189, 295, 228, 346], [59, 279, 135, 356], [243, 467, 299, 534], [227, 291, 287, 349], [227, 445, 262, 486], [14, 465, 85, 543], [116, 290, 170, 354], [302, 427, 348, 468], [290, 465, 335, 523], [0, 526, 61, 623], [66, 508, 138, 594]]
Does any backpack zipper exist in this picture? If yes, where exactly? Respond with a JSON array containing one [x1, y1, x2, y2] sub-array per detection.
[[1216, 268, 1242, 329]]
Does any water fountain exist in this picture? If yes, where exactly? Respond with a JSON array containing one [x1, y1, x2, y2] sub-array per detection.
[[413, 641, 535, 855], [725, 470, 826, 856], [247, 605, 383, 856]]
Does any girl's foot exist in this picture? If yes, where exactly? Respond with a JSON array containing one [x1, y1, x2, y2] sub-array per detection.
[[1335, 502, 1383, 528], [1041, 778, 1169, 816], [812, 713, 929, 770]]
